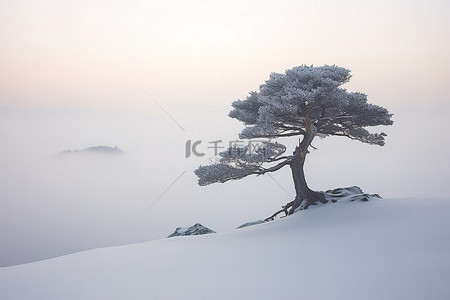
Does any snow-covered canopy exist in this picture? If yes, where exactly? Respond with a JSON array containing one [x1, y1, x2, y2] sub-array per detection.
[[196, 65, 393, 187], [230, 65, 393, 145]]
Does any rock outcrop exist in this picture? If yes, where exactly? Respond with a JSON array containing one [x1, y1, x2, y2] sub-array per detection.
[[236, 220, 265, 229], [167, 223, 216, 238]]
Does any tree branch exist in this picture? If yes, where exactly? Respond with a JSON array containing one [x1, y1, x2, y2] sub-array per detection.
[[256, 157, 293, 174], [277, 124, 307, 134], [317, 115, 355, 121], [274, 131, 304, 137], [266, 155, 293, 162]]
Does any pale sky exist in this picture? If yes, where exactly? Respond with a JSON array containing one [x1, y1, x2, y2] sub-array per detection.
[[1, 0, 449, 110], [0, 0, 449, 266]]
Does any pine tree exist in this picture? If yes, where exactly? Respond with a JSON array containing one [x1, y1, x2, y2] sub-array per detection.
[[195, 65, 393, 218]]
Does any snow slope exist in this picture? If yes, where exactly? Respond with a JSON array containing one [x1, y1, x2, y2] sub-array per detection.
[[1, 198, 449, 300]]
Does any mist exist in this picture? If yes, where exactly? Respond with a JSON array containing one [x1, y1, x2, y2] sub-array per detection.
[[1, 100, 449, 266], [0, 105, 294, 266], [1, 0, 449, 267]]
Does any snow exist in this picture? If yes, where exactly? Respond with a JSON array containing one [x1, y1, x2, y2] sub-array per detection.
[[1, 198, 449, 300]]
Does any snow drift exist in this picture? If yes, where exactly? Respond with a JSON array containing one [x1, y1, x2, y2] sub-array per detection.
[[1, 197, 449, 300]]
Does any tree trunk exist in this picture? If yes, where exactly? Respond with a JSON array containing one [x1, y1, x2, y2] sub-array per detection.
[[288, 119, 326, 214]]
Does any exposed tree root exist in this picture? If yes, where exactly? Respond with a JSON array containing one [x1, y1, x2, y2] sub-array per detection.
[[264, 199, 297, 221], [264, 191, 328, 221]]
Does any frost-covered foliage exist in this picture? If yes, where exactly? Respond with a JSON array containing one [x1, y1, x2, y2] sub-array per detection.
[[196, 65, 393, 187], [219, 141, 286, 164], [195, 163, 254, 186], [195, 142, 288, 186], [230, 65, 393, 144]]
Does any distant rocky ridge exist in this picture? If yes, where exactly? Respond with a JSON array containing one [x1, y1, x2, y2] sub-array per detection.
[[58, 146, 123, 155], [167, 223, 216, 238]]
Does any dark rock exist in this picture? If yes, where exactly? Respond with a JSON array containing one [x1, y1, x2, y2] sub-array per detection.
[[324, 187, 382, 204], [237, 220, 265, 229], [167, 223, 216, 238], [326, 186, 363, 197], [294, 186, 382, 213]]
